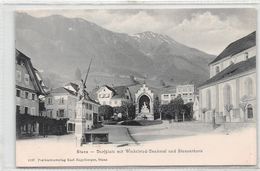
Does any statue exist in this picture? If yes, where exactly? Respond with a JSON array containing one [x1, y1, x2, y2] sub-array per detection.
[[77, 58, 92, 101], [141, 102, 149, 113]]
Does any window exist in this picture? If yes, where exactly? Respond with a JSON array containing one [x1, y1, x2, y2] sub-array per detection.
[[47, 98, 52, 105], [223, 84, 232, 105], [244, 77, 253, 96], [32, 94, 35, 100], [60, 97, 65, 104], [245, 52, 249, 60], [16, 89, 21, 97], [89, 114, 92, 120], [25, 107, 29, 114], [25, 92, 29, 99], [89, 104, 92, 110], [16, 71, 21, 82], [86, 113, 89, 120], [58, 109, 65, 117], [163, 94, 169, 98], [16, 105, 20, 113], [24, 74, 30, 85], [215, 66, 220, 74], [247, 104, 253, 119]]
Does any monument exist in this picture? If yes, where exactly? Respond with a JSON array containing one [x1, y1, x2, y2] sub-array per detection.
[[135, 84, 155, 120], [74, 59, 92, 145]]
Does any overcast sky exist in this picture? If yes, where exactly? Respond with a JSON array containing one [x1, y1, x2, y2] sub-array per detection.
[[23, 8, 256, 55]]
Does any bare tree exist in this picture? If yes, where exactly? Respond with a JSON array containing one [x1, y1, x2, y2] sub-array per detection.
[[224, 104, 233, 122], [239, 96, 249, 121]]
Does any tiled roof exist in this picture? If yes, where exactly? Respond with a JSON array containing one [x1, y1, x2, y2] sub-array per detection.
[[199, 57, 256, 88], [209, 31, 256, 64]]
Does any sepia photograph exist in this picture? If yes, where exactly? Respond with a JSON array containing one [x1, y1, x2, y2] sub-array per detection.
[[15, 8, 257, 167]]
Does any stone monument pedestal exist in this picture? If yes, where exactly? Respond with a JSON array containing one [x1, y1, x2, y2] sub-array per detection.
[[74, 100, 87, 145]]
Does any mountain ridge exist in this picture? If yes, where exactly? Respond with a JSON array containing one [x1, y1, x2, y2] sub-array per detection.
[[15, 12, 215, 90]]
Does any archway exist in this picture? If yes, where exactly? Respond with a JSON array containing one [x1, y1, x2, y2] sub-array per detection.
[[247, 104, 253, 119], [138, 95, 150, 113]]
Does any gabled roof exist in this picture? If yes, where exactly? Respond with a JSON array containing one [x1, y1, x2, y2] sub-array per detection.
[[199, 57, 256, 88], [209, 31, 256, 65], [16, 49, 46, 95]]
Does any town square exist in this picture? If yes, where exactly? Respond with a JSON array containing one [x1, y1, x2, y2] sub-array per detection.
[[14, 8, 257, 166]]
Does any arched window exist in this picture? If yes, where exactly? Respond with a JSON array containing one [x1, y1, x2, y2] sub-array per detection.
[[244, 77, 253, 96], [206, 89, 211, 110], [223, 84, 232, 105], [215, 66, 220, 74], [247, 104, 253, 119]]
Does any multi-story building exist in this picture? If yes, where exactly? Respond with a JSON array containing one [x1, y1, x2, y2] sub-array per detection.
[[198, 31, 256, 122], [160, 84, 195, 104], [45, 83, 100, 133], [96, 85, 133, 107], [16, 50, 46, 137]]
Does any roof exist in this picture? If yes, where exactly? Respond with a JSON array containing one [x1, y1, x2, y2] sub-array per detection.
[[111, 86, 129, 99], [50, 87, 77, 96], [16, 49, 46, 95], [209, 31, 256, 64], [65, 82, 79, 91], [49, 87, 100, 105], [199, 57, 256, 88]]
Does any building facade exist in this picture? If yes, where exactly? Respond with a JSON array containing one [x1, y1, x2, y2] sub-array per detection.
[[45, 84, 100, 133], [96, 85, 132, 107], [16, 50, 46, 137], [198, 31, 256, 123], [161, 84, 195, 104]]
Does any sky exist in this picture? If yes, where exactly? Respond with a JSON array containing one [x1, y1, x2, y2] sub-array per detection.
[[22, 8, 256, 55]]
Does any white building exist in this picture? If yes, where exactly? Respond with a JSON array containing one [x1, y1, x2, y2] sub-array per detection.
[[198, 31, 256, 123], [45, 83, 100, 133], [96, 85, 132, 107], [161, 84, 195, 104]]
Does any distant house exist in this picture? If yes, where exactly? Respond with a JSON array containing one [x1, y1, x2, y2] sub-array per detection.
[[160, 84, 195, 104], [16, 50, 46, 137], [45, 84, 100, 133], [96, 85, 133, 107], [198, 31, 256, 122]]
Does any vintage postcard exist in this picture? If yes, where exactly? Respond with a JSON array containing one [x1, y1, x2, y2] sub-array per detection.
[[15, 8, 257, 167]]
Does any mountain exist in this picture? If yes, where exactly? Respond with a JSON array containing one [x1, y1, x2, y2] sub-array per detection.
[[15, 13, 215, 90]]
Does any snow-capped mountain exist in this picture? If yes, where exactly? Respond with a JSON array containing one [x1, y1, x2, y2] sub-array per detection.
[[15, 13, 215, 89]]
